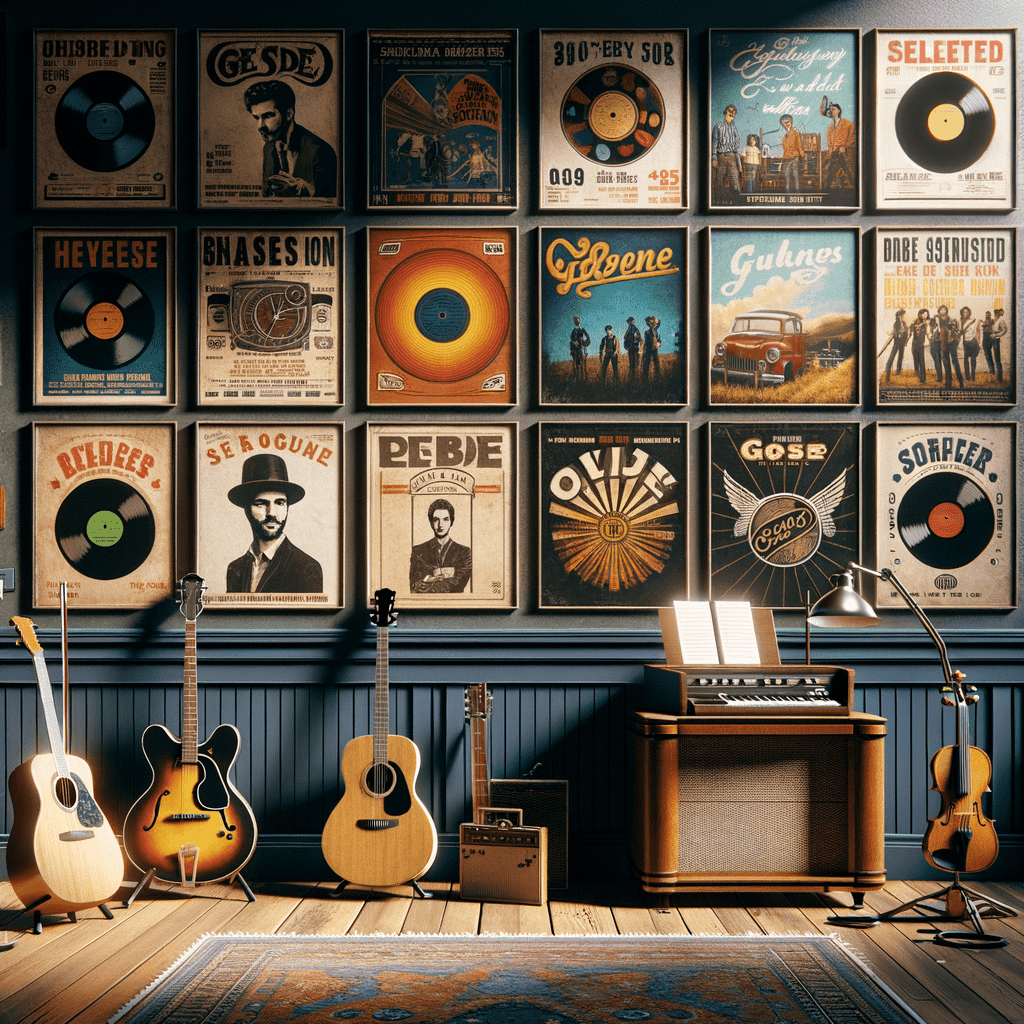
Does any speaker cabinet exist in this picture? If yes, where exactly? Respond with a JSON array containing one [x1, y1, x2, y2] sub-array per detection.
[[627, 712, 886, 897]]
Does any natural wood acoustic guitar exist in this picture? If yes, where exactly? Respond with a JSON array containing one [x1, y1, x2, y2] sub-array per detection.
[[321, 588, 438, 888]]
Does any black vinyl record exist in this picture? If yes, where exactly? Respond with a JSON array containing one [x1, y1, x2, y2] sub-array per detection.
[[894, 71, 995, 174], [897, 471, 994, 570], [54, 271, 155, 370], [55, 478, 156, 580], [54, 70, 156, 172]]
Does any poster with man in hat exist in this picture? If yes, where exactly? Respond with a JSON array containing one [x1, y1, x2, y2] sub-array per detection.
[[196, 422, 342, 609]]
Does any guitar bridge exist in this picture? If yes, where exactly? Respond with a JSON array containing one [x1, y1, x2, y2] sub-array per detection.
[[178, 842, 200, 887], [169, 814, 211, 822], [59, 830, 95, 842], [356, 819, 399, 831]]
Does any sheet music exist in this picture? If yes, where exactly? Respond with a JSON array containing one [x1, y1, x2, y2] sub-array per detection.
[[671, 601, 721, 664], [713, 601, 760, 664]]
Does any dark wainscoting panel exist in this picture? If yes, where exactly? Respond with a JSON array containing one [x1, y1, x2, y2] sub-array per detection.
[[1, 627, 1021, 883]]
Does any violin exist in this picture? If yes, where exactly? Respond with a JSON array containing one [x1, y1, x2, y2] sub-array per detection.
[[923, 670, 999, 875]]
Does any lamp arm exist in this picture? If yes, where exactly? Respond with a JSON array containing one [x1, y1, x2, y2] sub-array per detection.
[[847, 561, 953, 686]]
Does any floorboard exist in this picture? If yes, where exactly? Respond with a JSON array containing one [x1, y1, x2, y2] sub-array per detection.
[[0, 878, 1020, 1024]]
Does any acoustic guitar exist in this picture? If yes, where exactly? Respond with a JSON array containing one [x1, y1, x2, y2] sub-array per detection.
[[321, 588, 437, 888], [122, 573, 257, 885], [7, 617, 123, 916]]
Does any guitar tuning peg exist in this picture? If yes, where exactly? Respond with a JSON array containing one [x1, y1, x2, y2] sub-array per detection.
[[941, 697, 954, 706], [966, 684, 977, 692], [966, 695, 980, 705]]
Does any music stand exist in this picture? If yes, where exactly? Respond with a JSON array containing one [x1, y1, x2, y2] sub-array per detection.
[[808, 561, 1017, 949]]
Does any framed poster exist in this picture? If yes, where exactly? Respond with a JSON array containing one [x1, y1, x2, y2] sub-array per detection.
[[367, 226, 516, 406], [366, 423, 516, 610], [874, 227, 1014, 407], [539, 422, 686, 609], [367, 29, 517, 211], [33, 421, 175, 609], [538, 29, 686, 212], [708, 227, 859, 407], [196, 424, 342, 610], [198, 30, 342, 209], [34, 227, 175, 406], [708, 29, 860, 211], [539, 227, 686, 407], [875, 422, 1015, 610], [34, 29, 175, 210], [874, 29, 1016, 211], [197, 227, 343, 406], [709, 421, 860, 610]]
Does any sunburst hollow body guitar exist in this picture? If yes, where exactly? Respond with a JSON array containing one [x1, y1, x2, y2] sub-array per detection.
[[321, 588, 438, 887]]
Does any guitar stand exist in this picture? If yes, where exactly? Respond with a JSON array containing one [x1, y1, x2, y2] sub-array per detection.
[[122, 868, 256, 908], [15, 896, 114, 936], [829, 873, 1016, 949], [330, 878, 433, 899]]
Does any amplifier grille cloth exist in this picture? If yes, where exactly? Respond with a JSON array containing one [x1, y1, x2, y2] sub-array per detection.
[[677, 735, 849, 874]]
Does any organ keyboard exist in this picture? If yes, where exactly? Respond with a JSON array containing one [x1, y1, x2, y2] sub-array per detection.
[[642, 664, 853, 716]]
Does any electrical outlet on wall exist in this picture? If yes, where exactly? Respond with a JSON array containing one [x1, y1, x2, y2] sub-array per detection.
[[0, 569, 15, 593]]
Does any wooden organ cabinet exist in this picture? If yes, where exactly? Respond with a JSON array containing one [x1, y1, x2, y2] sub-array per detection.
[[627, 662, 887, 903]]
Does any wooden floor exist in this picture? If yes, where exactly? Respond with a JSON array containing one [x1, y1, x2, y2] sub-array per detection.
[[0, 876, 1022, 1023]]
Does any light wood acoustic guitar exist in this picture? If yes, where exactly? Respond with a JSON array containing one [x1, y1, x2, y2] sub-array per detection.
[[122, 573, 257, 887], [321, 588, 438, 889], [7, 617, 123, 918]]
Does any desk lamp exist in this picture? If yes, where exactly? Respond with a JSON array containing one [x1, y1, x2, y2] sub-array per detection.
[[809, 560, 1016, 947]]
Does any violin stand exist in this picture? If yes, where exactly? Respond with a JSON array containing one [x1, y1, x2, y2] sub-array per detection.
[[832, 873, 1016, 949]]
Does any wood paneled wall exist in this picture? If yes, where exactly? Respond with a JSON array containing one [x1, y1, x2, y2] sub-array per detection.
[[1, 628, 1021, 882]]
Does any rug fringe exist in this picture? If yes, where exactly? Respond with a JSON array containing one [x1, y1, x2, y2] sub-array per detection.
[[107, 934, 210, 1023]]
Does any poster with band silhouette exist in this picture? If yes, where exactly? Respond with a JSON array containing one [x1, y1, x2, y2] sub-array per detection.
[[34, 29, 175, 210], [708, 29, 860, 212], [195, 422, 342, 610], [874, 227, 1014, 407], [198, 30, 342, 209]]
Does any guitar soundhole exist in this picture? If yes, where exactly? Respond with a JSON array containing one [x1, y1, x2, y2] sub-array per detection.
[[362, 762, 397, 799], [54, 775, 78, 811]]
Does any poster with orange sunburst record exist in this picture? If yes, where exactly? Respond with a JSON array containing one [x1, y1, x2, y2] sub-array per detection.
[[539, 423, 686, 609], [367, 226, 516, 406]]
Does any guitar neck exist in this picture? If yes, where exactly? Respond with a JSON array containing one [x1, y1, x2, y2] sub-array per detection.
[[372, 622, 389, 765], [29, 647, 72, 779], [183, 619, 198, 764], [470, 711, 490, 821]]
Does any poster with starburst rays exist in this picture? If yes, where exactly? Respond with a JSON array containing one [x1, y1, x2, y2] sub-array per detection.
[[539, 422, 686, 609], [708, 421, 860, 610]]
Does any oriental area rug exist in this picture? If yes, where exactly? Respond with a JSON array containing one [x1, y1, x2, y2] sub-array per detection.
[[110, 933, 927, 1024]]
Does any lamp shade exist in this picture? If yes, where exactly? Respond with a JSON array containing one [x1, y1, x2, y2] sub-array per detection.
[[808, 569, 883, 627]]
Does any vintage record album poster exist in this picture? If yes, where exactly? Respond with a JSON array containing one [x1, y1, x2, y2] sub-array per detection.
[[34, 29, 175, 210], [197, 227, 343, 406], [34, 227, 175, 406], [539, 29, 686, 212], [708, 29, 860, 211], [874, 227, 1014, 407], [198, 30, 342, 209], [539, 227, 686, 406], [875, 29, 1016, 211], [367, 29, 517, 211], [708, 227, 859, 407], [33, 421, 175, 609], [367, 227, 516, 406], [539, 423, 686, 609], [875, 422, 1015, 610], [366, 423, 516, 610], [709, 422, 860, 610], [195, 423, 342, 610]]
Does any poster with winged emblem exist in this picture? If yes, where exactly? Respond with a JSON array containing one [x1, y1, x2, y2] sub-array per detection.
[[708, 421, 860, 609]]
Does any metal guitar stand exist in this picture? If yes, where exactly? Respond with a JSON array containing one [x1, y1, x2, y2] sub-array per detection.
[[122, 867, 256, 908]]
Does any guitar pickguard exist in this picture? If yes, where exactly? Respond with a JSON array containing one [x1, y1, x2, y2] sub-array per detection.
[[69, 773, 105, 829]]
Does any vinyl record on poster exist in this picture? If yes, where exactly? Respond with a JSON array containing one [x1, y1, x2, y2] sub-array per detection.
[[896, 470, 994, 569], [54, 271, 155, 370], [54, 70, 156, 172], [374, 248, 509, 382], [54, 478, 156, 580], [560, 64, 664, 165], [894, 71, 995, 174]]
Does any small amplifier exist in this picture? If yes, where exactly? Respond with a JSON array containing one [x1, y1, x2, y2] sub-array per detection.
[[459, 822, 548, 905], [489, 778, 568, 888]]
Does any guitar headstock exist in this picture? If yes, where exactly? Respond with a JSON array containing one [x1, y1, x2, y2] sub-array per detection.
[[370, 588, 397, 627], [179, 574, 207, 622], [464, 682, 492, 720], [10, 616, 42, 654], [942, 669, 979, 707]]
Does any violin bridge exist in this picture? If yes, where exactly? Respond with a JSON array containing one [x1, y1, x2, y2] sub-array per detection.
[[177, 842, 200, 888]]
